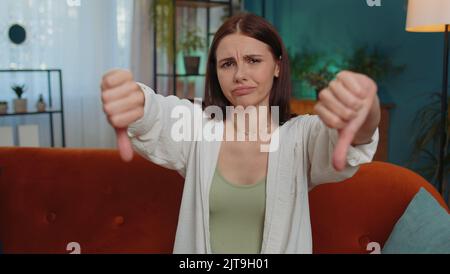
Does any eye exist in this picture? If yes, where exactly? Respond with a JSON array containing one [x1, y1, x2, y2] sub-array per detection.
[[220, 61, 234, 69], [247, 58, 261, 64]]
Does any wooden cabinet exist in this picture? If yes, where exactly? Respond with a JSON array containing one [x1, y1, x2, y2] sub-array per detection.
[[290, 99, 393, 162], [375, 103, 394, 162]]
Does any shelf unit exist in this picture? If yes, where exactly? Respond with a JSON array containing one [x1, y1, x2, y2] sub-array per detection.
[[0, 69, 66, 147], [153, 0, 233, 101]]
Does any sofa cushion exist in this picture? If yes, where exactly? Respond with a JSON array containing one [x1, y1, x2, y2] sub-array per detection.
[[0, 148, 185, 253], [382, 188, 450, 254]]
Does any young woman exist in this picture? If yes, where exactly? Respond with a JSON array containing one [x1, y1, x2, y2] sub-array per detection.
[[100, 13, 380, 254]]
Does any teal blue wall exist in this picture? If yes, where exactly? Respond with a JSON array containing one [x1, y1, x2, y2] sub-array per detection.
[[244, 0, 447, 184]]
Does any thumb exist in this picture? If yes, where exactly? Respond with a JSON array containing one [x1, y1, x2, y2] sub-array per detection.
[[332, 127, 355, 171], [115, 128, 134, 162]]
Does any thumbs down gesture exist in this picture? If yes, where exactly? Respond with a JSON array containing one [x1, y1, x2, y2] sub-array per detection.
[[314, 71, 380, 172], [101, 69, 145, 162]]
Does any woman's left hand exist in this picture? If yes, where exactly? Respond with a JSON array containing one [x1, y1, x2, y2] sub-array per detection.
[[314, 70, 379, 171]]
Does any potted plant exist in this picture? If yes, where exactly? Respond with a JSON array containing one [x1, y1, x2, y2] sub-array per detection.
[[0, 101, 8, 114], [345, 45, 405, 82], [289, 49, 320, 99], [407, 93, 450, 186], [12, 84, 27, 113], [290, 49, 342, 99], [345, 45, 405, 102], [178, 26, 206, 75], [36, 94, 46, 112], [289, 45, 405, 100], [151, 0, 176, 65], [303, 63, 339, 97]]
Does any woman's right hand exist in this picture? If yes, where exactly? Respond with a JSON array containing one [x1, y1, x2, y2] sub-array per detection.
[[101, 69, 145, 162]]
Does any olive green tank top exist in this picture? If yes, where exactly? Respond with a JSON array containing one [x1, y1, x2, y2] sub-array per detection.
[[209, 167, 267, 254]]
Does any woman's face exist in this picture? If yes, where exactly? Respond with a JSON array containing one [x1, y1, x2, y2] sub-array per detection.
[[215, 33, 280, 108]]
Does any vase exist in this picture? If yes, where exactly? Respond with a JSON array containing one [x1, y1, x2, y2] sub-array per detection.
[[36, 101, 46, 112], [0, 103, 7, 114], [184, 56, 200, 75], [14, 98, 27, 113]]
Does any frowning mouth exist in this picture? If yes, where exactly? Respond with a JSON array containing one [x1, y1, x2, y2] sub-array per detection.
[[232, 87, 256, 96]]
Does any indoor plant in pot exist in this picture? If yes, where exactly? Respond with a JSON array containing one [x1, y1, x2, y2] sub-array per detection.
[[12, 84, 27, 113], [345, 45, 405, 83], [345, 45, 405, 103], [36, 94, 46, 112], [178, 26, 206, 75], [0, 101, 8, 114], [151, 0, 176, 65], [407, 93, 450, 189], [290, 48, 341, 99]]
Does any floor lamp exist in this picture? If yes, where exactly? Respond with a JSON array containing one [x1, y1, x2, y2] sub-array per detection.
[[406, 0, 450, 199]]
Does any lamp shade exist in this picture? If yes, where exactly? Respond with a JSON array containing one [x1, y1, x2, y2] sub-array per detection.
[[406, 0, 450, 32]]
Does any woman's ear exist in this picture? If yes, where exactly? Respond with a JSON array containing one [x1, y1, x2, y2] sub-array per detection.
[[274, 62, 280, 78]]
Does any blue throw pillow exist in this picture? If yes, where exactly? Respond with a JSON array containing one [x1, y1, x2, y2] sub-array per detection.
[[382, 188, 450, 254]]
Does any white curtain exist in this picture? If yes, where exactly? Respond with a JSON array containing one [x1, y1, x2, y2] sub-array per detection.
[[0, 0, 135, 148]]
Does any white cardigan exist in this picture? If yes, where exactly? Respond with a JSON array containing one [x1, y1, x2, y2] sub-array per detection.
[[127, 84, 379, 254]]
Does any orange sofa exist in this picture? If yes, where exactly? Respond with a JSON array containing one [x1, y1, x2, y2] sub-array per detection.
[[0, 147, 448, 254]]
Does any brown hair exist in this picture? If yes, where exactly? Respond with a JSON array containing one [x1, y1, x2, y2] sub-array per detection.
[[203, 13, 292, 125]]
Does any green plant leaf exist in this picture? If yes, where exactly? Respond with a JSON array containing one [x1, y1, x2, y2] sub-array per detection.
[[11, 84, 26, 99], [409, 93, 450, 183], [178, 26, 206, 55], [151, 0, 175, 64], [345, 44, 405, 83]]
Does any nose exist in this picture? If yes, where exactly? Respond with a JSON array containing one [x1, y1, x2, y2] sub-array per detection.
[[233, 63, 248, 83]]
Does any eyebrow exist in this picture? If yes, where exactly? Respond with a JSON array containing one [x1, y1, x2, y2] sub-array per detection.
[[218, 54, 264, 64]]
